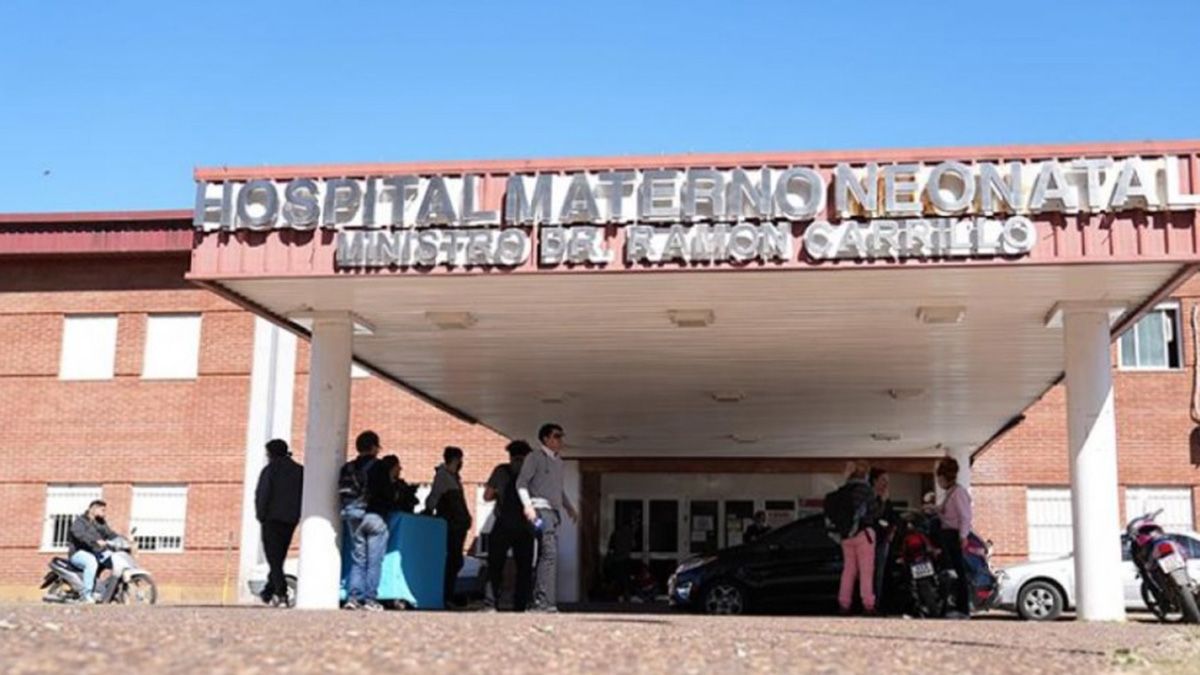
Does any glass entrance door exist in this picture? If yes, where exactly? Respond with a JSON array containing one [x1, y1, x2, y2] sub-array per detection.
[[607, 496, 684, 598]]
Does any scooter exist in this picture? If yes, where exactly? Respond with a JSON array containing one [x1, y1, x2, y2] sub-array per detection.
[[1128, 509, 1200, 623], [41, 533, 157, 605]]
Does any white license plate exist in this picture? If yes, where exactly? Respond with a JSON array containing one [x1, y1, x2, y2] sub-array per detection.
[[911, 561, 935, 579], [1158, 552, 1186, 574]]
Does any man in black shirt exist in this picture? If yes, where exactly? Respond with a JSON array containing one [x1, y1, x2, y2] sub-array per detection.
[[255, 439, 303, 606], [483, 440, 535, 611], [425, 446, 472, 608]]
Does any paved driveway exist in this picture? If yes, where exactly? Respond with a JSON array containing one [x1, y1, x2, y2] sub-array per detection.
[[1, 605, 1198, 674]]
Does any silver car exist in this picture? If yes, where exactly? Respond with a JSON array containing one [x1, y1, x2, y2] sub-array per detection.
[[996, 531, 1200, 620]]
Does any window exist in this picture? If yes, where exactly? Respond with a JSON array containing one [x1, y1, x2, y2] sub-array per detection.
[[1118, 303, 1182, 370], [42, 485, 103, 550], [59, 315, 118, 380], [1026, 487, 1074, 560], [1125, 487, 1194, 533], [142, 314, 202, 379], [130, 485, 188, 552]]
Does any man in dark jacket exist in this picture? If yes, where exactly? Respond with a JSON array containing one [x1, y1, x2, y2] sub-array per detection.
[[425, 446, 472, 607], [255, 438, 303, 606], [483, 440, 534, 611], [68, 500, 120, 603]]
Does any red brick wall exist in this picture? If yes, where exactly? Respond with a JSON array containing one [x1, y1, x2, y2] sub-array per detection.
[[0, 254, 509, 601], [976, 277, 1200, 565]]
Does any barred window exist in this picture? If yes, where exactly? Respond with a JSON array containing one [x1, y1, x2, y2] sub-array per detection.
[[42, 485, 103, 551], [130, 485, 188, 552]]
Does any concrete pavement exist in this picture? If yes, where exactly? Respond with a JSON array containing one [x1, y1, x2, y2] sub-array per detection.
[[1, 604, 1198, 674]]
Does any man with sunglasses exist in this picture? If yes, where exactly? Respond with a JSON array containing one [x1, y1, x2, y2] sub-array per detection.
[[516, 422, 578, 612]]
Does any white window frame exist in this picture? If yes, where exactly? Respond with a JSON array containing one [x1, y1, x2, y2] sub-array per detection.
[[41, 484, 103, 552], [141, 313, 202, 380], [1117, 302, 1183, 371], [130, 485, 189, 553], [1125, 486, 1194, 533], [59, 314, 118, 380], [1026, 486, 1074, 561]]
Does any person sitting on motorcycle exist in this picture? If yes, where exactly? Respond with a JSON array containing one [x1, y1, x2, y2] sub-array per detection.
[[67, 500, 121, 603]]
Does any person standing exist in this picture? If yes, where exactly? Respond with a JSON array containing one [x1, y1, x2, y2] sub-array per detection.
[[935, 457, 973, 619], [483, 440, 535, 611], [67, 500, 120, 603], [867, 468, 897, 609], [744, 511, 771, 543], [829, 460, 877, 615], [254, 438, 303, 606], [516, 423, 578, 613], [425, 446, 472, 608], [339, 431, 385, 611]]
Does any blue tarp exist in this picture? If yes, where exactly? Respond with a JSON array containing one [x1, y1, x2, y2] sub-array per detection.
[[340, 511, 447, 609]]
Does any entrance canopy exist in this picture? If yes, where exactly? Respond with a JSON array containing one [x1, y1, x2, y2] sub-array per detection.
[[188, 141, 1200, 460]]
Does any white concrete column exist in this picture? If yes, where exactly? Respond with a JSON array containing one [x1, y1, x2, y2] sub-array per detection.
[[236, 319, 297, 603], [557, 460, 582, 603], [1063, 307, 1126, 622], [295, 312, 354, 610], [949, 446, 972, 492]]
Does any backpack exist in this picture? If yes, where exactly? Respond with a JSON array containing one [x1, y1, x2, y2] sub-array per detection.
[[337, 457, 376, 507], [824, 483, 866, 539]]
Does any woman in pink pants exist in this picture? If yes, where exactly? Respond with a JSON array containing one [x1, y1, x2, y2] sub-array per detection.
[[836, 460, 878, 614]]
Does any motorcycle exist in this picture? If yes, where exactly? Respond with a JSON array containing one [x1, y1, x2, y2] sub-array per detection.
[[895, 518, 944, 617], [41, 532, 157, 605], [1127, 509, 1200, 623], [886, 512, 998, 617]]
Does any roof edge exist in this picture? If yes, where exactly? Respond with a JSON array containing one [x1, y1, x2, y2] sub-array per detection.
[[0, 209, 192, 225], [194, 139, 1200, 181]]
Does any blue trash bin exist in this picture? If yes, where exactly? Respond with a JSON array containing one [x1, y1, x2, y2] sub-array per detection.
[[340, 511, 447, 609]]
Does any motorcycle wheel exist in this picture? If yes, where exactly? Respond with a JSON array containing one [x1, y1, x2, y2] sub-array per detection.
[[915, 577, 943, 618], [118, 575, 158, 605], [1169, 572, 1200, 624], [41, 580, 70, 604], [1141, 581, 1181, 622]]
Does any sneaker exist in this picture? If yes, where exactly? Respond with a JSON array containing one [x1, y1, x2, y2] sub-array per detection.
[[362, 600, 385, 612], [81, 595, 96, 605], [342, 599, 361, 611]]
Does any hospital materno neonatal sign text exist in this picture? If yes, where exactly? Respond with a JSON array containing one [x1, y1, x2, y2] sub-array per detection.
[[192, 157, 1200, 269]]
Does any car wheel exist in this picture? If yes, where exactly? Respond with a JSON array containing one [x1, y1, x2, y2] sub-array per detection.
[[1017, 580, 1063, 621], [703, 581, 746, 615]]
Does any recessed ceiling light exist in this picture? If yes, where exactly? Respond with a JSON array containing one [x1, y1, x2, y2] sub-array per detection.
[[885, 388, 924, 400], [590, 434, 626, 444], [871, 432, 901, 442], [727, 433, 760, 444], [669, 309, 715, 328], [916, 306, 965, 325], [711, 391, 746, 403], [425, 311, 477, 330]]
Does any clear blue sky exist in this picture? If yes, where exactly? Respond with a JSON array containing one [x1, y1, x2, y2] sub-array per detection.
[[2, 1, 1197, 212]]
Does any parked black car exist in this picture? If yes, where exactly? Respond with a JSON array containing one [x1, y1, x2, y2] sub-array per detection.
[[669, 514, 842, 614], [668, 512, 998, 615]]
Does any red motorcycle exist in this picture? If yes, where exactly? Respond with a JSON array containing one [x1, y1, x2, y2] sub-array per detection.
[[1128, 509, 1200, 623], [897, 521, 944, 617]]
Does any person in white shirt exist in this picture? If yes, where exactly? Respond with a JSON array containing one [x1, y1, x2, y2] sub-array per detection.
[[515, 423, 578, 612]]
